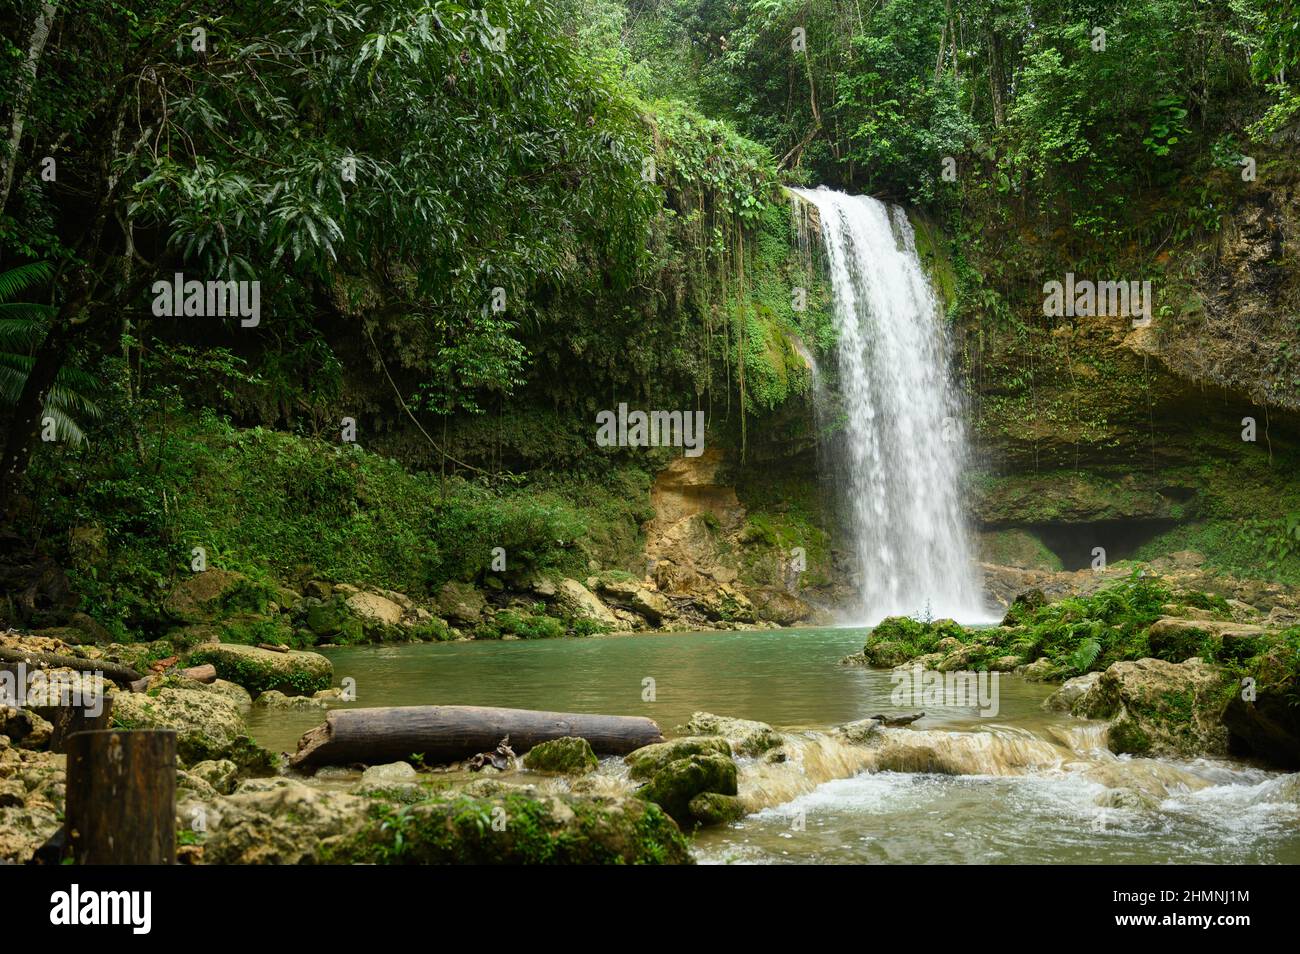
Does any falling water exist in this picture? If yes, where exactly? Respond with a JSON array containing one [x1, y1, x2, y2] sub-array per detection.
[[790, 187, 987, 624]]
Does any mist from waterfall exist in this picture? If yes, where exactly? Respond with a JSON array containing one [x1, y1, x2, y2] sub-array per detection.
[[790, 187, 988, 624]]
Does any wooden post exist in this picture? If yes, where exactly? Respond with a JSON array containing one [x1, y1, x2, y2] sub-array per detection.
[[64, 729, 176, 865]]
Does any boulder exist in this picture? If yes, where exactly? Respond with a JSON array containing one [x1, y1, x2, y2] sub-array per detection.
[[1146, 616, 1269, 661], [522, 736, 598, 775], [1043, 672, 1101, 713], [625, 736, 733, 780], [0, 707, 52, 750], [636, 753, 738, 825], [696, 585, 757, 623], [323, 789, 692, 864], [1074, 657, 1234, 757], [185, 643, 332, 696], [687, 792, 747, 826], [254, 689, 328, 711], [1022, 658, 1060, 681], [555, 579, 626, 630], [436, 582, 486, 626], [749, 588, 814, 626], [190, 759, 239, 795], [1222, 641, 1300, 769], [163, 569, 274, 624], [111, 686, 273, 771], [683, 711, 782, 756], [345, 591, 405, 631], [596, 576, 672, 625], [191, 778, 371, 865]]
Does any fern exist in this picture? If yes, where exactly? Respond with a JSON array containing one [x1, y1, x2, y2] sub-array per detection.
[[1068, 637, 1103, 673]]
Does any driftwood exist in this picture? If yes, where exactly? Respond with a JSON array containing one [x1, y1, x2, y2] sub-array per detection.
[[64, 729, 176, 864], [872, 712, 925, 727], [0, 646, 141, 686], [291, 705, 664, 769]]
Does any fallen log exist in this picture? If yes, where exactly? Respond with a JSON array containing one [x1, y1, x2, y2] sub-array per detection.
[[177, 663, 216, 683], [291, 705, 664, 769], [0, 647, 142, 686]]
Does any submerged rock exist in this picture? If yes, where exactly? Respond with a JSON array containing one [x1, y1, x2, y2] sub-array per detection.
[[522, 736, 598, 775], [254, 689, 328, 710]]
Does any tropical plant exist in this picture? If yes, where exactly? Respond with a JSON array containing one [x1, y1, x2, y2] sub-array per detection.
[[0, 263, 100, 444]]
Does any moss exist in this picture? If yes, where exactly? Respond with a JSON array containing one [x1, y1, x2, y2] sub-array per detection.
[[323, 791, 691, 865], [862, 616, 967, 667], [185, 644, 332, 695], [522, 737, 598, 775], [636, 753, 738, 824]]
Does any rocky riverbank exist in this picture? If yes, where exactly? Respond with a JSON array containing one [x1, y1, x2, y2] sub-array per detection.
[[844, 566, 1300, 769]]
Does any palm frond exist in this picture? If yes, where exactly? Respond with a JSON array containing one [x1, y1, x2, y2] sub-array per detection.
[[0, 262, 54, 303]]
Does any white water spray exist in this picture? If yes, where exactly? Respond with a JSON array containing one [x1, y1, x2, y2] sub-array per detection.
[[791, 187, 987, 624]]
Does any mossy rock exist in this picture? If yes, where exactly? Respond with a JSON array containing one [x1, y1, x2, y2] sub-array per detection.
[[522, 737, 598, 775], [110, 685, 274, 773], [185, 643, 332, 696], [163, 569, 278, 624], [324, 790, 692, 865], [636, 753, 738, 825], [688, 792, 747, 827], [625, 736, 733, 781]]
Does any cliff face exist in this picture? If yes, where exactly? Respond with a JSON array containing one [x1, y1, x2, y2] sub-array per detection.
[[943, 164, 1300, 582]]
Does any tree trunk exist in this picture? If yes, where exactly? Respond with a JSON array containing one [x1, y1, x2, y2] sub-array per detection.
[[64, 729, 176, 865], [290, 705, 665, 770], [0, 2, 58, 218], [0, 315, 74, 512]]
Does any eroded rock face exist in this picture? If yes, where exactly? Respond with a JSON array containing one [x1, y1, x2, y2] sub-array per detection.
[[554, 579, 626, 630], [1074, 657, 1234, 757], [1223, 640, 1300, 769]]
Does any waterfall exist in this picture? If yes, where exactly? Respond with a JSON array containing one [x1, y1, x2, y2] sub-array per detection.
[[790, 187, 987, 624]]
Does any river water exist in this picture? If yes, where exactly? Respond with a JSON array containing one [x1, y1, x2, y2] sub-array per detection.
[[247, 627, 1300, 864]]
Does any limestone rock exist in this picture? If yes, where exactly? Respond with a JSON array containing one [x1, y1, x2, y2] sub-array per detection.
[[1074, 657, 1233, 757], [626, 736, 732, 780], [185, 643, 332, 696], [436, 582, 486, 626], [522, 736, 599, 775]]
